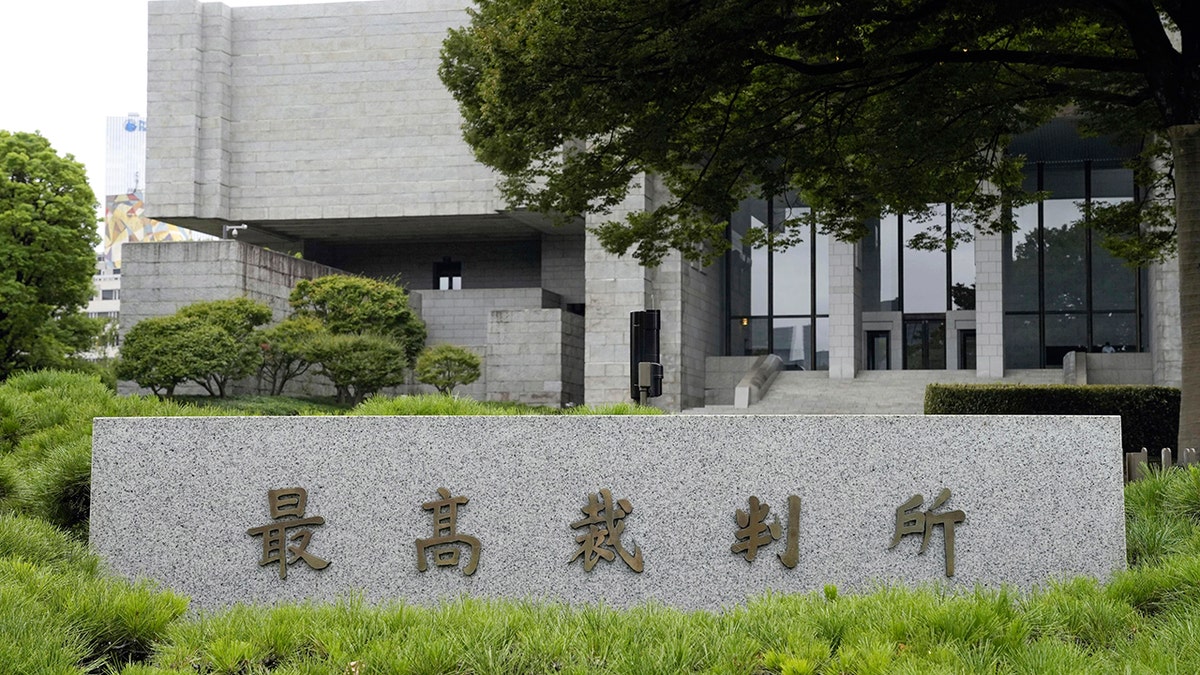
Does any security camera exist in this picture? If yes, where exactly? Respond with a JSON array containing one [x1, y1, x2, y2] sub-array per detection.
[[222, 224, 249, 239]]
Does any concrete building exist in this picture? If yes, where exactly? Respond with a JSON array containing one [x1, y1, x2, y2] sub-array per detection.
[[135, 0, 1180, 411]]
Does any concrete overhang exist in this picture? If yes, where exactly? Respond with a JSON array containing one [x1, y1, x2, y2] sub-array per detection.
[[162, 210, 585, 248]]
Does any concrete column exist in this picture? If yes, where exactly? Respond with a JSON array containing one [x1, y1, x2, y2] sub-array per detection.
[[146, 0, 206, 215], [584, 174, 670, 407], [827, 238, 861, 378], [196, 2, 233, 219], [1150, 257, 1182, 387], [974, 230, 1005, 377]]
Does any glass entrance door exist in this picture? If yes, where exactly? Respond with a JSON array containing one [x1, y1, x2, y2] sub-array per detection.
[[959, 330, 977, 370], [866, 331, 890, 370], [904, 316, 946, 369]]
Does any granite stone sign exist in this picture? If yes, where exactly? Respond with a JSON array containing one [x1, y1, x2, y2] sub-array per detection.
[[90, 415, 1125, 610]]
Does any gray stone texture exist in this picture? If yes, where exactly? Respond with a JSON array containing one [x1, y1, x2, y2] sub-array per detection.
[[486, 309, 584, 406], [147, 0, 505, 223], [118, 240, 341, 397], [417, 288, 561, 346], [120, 240, 339, 334], [91, 415, 1125, 611]]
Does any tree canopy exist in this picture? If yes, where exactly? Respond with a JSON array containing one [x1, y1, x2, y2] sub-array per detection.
[[441, 0, 1189, 263], [442, 0, 1200, 448], [0, 131, 99, 379]]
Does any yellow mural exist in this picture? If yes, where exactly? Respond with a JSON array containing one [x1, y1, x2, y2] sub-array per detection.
[[103, 193, 201, 268]]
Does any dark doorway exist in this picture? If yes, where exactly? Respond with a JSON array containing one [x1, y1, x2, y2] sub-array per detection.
[[866, 330, 891, 370], [904, 316, 946, 370], [959, 330, 977, 370]]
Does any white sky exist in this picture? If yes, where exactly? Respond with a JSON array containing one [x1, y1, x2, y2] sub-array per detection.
[[0, 0, 374, 216]]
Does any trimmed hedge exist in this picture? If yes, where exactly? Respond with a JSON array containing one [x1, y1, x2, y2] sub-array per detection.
[[925, 384, 1179, 454]]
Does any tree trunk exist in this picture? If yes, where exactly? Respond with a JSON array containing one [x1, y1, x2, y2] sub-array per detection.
[[1171, 124, 1200, 451]]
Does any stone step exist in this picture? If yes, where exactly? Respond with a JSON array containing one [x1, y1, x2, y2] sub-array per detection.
[[684, 369, 1065, 415]]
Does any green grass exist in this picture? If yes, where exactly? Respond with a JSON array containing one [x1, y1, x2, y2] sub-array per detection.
[[176, 395, 351, 416], [3, 369, 1200, 674]]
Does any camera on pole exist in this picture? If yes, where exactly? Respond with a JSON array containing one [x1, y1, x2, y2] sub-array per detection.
[[630, 310, 663, 404]]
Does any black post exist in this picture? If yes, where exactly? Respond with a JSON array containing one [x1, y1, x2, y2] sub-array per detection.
[[630, 310, 663, 401]]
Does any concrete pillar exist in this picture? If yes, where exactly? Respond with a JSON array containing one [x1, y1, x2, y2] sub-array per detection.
[[1150, 257, 1182, 387], [584, 174, 678, 407], [827, 238, 861, 378], [974, 230, 1005, 377]]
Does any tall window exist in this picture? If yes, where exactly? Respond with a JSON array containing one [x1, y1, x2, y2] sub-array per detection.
[[1002, 160, 1145, 368], [862, 205, 976, 314], [726, 195, 829, 370], [861, 205, 975, 370]]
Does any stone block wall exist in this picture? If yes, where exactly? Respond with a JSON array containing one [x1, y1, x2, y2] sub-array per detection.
[[827, 238, 861, 379], [118, 240, 341, 395], [1150, 259, 1182, 387], [1064, 352, 1155, 385], [678, 257, 723, 409], [541, 233, 586, 306], [583, 177, 660, 407], [120, 240, 339, 334], [417, 288, 562, 346], [486, 309, 584, 406]]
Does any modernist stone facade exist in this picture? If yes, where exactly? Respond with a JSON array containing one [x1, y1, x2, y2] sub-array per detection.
[[138, 0, 1182, 411]]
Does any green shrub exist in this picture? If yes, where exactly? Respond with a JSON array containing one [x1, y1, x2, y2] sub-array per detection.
[[350, 395, 662, 416], [303, 332, 410, 405], [563, 401, 664, 415], [253, 315, 324, 396], [351, 393, 519, 415], [415, 343, 482, 395], [924, 384, 1179, 454], [117, 316, 234, 398], [176, 298, 274, 397], [178, 394, 347, 416], [290, 275, 426, 363], [0, 564, 89, 675], [1, 557, 188, 671]]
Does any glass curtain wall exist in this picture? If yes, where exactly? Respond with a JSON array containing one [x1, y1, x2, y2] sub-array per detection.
[[1002, 160, 1145, 368], [727, 195, 829, 370], [861, 205, 976, 369]]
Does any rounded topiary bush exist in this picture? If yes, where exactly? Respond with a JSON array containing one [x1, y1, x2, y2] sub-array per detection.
[[415, 343, 482, 395]]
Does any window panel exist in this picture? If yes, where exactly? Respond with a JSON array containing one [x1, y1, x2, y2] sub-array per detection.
[[1004, 314, 1041, 369], [863, 216, 900, 311], [771, 318, 812, 369], [902, 210, 947, 313], [1041, 199, 1086, 312], [1091, 198, 1137, 311], [950, 214, 975, 310], [729, 317, 770, 357], [1004, 203, 1040, 312], [1093, 312, 1138, 352]]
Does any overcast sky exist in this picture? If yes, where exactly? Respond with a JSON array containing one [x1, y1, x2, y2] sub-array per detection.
[[0, 0, 374, 213]]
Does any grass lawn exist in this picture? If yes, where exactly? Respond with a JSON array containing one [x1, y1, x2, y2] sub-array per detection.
[[1, 370, 1198, 674]]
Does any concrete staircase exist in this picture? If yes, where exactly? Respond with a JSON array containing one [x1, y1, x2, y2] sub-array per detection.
[[684, 368, 1063, 415]]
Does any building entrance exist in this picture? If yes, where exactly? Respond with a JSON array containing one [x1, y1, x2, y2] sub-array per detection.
[[904, 316, 946, 370]]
